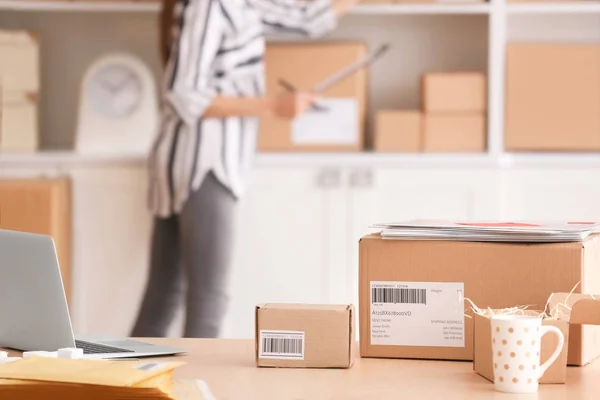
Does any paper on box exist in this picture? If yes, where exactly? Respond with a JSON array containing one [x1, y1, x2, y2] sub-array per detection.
[[255, 304, 354, 368], [358, 234, 600, 362], [292, 98, 358, 145]]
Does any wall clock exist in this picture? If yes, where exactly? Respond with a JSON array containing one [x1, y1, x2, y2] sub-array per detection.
[[76, 53, 158, 155]]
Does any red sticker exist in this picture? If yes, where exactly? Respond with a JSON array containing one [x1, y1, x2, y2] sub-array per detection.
[[456, 222, 541, 227]]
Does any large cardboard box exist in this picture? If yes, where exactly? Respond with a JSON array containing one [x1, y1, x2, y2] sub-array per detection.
[[505, 43, 600, 151], [259, 42, 367, 152], [423, 72, 486, 113], [0, 30, 39, 94], [0, 178, 72, 303], [374, 110, 422, 152], [358, 234, 600, 363], [255, 304, 354, 368], [1, 92, 38, 152], [423, 114, 486, 152]]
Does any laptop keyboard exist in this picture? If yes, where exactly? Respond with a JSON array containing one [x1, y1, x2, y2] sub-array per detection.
[[75, 340, 135, 354]]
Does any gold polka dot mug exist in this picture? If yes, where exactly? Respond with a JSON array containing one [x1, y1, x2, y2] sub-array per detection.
[[490, 315, 564, 393]]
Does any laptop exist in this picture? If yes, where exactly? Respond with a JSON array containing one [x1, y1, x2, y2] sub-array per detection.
[[0, 229, 186, 359]]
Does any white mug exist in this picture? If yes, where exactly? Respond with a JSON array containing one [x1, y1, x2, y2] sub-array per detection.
[[490, 315, 564, 394]]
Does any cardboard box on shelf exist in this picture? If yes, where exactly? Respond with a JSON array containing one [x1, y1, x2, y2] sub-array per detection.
[[423, 72, 486, 113], [423, 113, 485, 152], [505, 43, 600, 151], [358, 234, 600, 363], [0, 30, 39, 94], [259, 42, 367, 152], [255, 304, 354, 368], [474, 293, 600, 384], [0, 92, 38, 152], [374, 110, 422, 152]]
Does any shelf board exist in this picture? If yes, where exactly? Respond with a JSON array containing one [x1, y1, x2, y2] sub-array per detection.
[[0, 1, 160, 12], [351, 3, 490, 14], [3, 151, 600, 168], [0, 1, 490, 14], [507, 2, 600, 14]]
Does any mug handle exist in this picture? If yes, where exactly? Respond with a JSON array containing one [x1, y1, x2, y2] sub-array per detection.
[[538, 325, 565, 379]]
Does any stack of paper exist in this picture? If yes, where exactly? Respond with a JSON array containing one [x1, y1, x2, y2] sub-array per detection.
[[374, 220, 600, 243], [0, 356, 184, 399]]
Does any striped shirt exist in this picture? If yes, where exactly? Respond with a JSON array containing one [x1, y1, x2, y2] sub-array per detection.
[[148, 0, 337, 217]]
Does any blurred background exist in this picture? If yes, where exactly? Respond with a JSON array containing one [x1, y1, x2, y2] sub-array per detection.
[[1, 0, 599, 339]]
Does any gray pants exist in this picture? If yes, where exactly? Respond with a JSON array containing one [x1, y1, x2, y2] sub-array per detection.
[[131, 172, 237, 338]]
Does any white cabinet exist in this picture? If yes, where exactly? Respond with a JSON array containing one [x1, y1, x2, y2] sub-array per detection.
[[501, 169, 600, 221], [4, 156, 600, 339], [223, 167, 342, 338], [68, 166, 152, 336]]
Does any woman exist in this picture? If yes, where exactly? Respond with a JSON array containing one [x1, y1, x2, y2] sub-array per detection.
[[132, 0, 359, 338]]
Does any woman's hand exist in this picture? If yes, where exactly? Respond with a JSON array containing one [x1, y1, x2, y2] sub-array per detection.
[[270, 91, 320, 120]]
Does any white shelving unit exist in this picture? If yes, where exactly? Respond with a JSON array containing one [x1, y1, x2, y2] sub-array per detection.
[[0, 0, 160, 12], [2, 0, 598, 162]]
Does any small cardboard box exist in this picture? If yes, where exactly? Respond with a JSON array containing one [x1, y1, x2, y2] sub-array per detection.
[[255, 304, 355, 368], [474, 294, 600, 384], [473, 311, 569, 384], [359, 234, 600, 362], [423, 72, 486, 113], [0, 30, 39, 93], [1, 92, 38, 152], [259, 42, 367, 152], [373, 110, 422, 153], [423, 113, 486, 152], [505, 43, 600, 151]]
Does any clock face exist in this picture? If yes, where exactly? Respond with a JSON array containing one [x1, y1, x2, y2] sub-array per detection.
[[87, 63, 143, 119]]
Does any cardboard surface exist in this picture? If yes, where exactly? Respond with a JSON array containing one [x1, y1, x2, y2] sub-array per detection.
[[0, 178, 72, 303], [505, 43, 600, 151], [359, 234, 600, 362], [0, 30, 39, 94], [374, 110, 422, 152], [473, 311, 569, 384], [1, 92, 38, 152], [423, 72, 486, 113], [259, 42, 367, 152], [547, 293, 600, 365], [423, 114, 486, 152], [255, 304, 354, 368]]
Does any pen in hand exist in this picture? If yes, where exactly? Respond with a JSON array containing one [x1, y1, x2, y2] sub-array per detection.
[[277, 79, 328, 113]]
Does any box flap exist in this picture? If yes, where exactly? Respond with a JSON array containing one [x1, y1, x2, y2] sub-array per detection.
[[260, 303, 350, 312], [548, 293, 600, 325]]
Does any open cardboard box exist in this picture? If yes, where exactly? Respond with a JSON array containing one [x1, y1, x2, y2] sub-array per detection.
[[474, 293, 600, 384]]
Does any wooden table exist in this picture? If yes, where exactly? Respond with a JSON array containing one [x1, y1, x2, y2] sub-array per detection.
[[5, 339, 600, 399]]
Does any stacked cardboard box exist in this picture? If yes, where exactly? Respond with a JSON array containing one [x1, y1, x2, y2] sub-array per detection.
[[373, 71, 486, 153], [422, 72, 486, 152], [259, 42, 367, 152], [0, 30, 39, 152]]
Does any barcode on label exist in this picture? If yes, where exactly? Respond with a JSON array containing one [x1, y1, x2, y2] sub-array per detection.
[[371, 288, 427, 305], [259, 331, 304, 360]]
